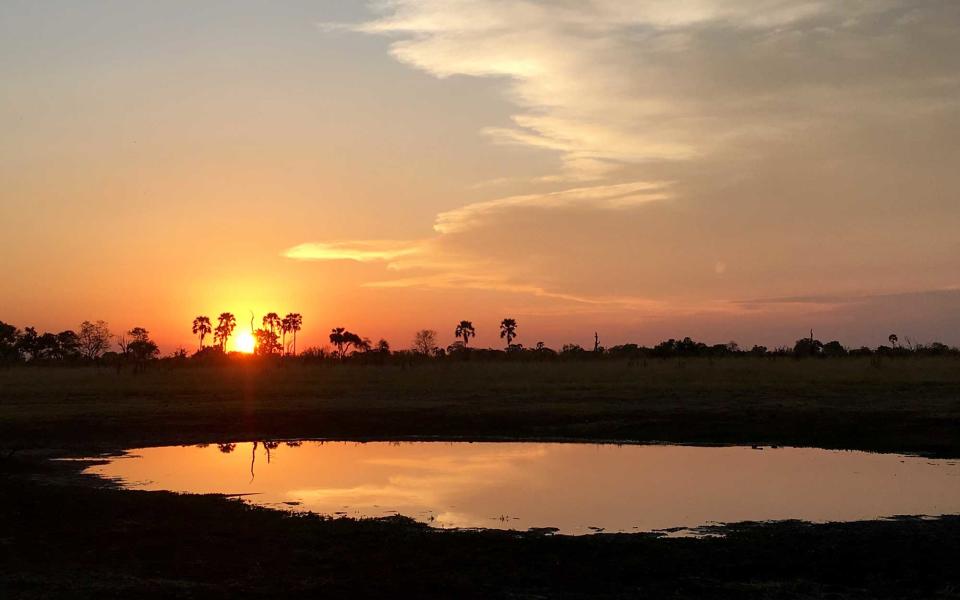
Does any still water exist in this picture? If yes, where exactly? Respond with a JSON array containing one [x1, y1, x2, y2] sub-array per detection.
[[87, 442, 960, 535]]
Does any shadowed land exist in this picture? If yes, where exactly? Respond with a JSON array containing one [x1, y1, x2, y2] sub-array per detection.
[[2, 357, 959, 456]]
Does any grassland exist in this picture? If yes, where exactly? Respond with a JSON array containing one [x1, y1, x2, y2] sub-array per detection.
[[2, 356, 959, 455]]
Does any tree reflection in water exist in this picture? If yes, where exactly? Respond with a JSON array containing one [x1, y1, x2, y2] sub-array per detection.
[[195, 441, 304, 480]]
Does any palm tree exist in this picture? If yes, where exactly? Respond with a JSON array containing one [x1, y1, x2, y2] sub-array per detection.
[[283, 313, 303, 356], [262, 313, 282, 355], [215, 312, 236, 352], [499, 318, 518, 349], [279, 317, 289, 356], [455, 320, 476, 348], [192, 316, 212, 351], [263, 313, 281, 335]]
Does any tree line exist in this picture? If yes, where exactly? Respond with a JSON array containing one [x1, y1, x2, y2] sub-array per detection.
[[1, 315, 957, 366], [191, 312, 303, 356], [0, 320, 159, 367]]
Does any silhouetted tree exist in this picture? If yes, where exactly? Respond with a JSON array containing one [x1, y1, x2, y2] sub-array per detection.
[[214, 312, 236, 352], [357, 337, 373, 353], [329, 327, 347, 359], [533, 341, 556, 357], [253, 328, 281, 356], [128, 327, 149, 343], [455, 320, 476, 348], [32, 332, 54, 360], [793, 337, 823, 357], [263, 313, 281, 336], [608, 343, 641, 358], [823, 340, 847, 357], [0, 321, 21, 363], [412, 329, 438, 355], [255, 313, 282, 355], [282, 313, 302, 356], [192, 316, 212, 351], [889, 334, 898, 348], [56, 330, 80, 360], [15, 327, 39, 361], [329, 327, 362, 359], [376, 339, 390, 354], [77, 320, 112, 360], [499, 318, 518, 349], [124, 327, 159, 371]]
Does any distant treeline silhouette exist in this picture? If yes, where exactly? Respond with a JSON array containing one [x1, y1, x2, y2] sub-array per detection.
[[2, 315, 957, 368]]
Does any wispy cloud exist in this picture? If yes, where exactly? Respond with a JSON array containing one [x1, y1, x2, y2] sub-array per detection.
[[290, 1, 960, 329], [283, 240, 424, 262], [341, 0, 956, 181], [434, 181, 671, 233]]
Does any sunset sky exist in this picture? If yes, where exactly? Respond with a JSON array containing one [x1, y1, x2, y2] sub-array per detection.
[[2, 1, 958, 352]]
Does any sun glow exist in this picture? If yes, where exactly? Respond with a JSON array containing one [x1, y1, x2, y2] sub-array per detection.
[[234, 330, 256, 354]]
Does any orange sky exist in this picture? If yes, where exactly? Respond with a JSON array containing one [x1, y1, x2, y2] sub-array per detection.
[[1, 1, 958, 352]]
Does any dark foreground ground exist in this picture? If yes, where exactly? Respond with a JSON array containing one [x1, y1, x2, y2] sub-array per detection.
[[2, 359, 960, 598], [3, 457, 960, 599]]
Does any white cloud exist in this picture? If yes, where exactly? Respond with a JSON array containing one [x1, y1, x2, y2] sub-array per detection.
[[346, 0, 958, 181], [434, 181, 672, 233], [284, 240, 424, 262], [290, 1, 960, 327]]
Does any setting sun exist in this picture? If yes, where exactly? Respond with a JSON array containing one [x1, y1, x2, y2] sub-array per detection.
[[234, 330, 255, 354]]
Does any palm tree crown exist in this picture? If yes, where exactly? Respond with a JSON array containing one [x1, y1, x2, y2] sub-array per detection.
[[455, 320, 476, 347], [214, 312, 236, 352], [499, 318, 518, 348], [263, 313, 281, 335], [192, 316, 212, 351], [282, 313, 303, 356]]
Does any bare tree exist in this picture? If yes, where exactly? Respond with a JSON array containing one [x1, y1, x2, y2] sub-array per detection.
[[412, 329, 438, 355], [77, 320, 112, 360]]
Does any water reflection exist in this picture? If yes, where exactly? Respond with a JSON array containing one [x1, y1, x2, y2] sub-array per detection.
[[87, 442, 960, 535]]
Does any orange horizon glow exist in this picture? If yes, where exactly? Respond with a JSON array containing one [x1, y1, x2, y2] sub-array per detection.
[[2, 3, 959, 352]]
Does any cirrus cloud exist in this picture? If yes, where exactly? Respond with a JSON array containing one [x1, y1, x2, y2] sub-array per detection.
[[292, 1, 960, 339]]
